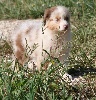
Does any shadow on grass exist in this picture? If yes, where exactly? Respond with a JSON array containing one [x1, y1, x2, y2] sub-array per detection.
[[67, 65, 96, 77]]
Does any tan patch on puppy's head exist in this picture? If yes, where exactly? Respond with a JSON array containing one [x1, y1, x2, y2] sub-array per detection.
[[47, 21, 60, 31], [43, 6, 57, 25]]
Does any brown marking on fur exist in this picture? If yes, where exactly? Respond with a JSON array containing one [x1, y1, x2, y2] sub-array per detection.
[[25, 26, 32, 34], [55, 16, 61, 22], [43, 6, 57, 25], [47, 21, 59, 31], [15, 34, 25, 65]]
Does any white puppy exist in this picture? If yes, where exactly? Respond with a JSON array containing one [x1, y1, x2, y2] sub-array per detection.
[[11, 6, 71, 71]]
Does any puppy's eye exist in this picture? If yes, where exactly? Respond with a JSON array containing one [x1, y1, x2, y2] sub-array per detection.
[[50, 19, 53, 21], [55, 18, 60, 22], [64, 16, 69, 21]]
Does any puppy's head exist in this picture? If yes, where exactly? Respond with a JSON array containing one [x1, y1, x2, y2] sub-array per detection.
[[44, 6, 70, 32]]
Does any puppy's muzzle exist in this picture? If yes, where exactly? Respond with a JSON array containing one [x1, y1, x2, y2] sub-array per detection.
[[59, 24, 68, 31]]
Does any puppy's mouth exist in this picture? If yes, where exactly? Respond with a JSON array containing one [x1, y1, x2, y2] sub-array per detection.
[[59, 28, 69, 33], [61, 30, 68, 34]]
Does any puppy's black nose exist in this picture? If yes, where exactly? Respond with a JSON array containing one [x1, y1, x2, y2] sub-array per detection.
[[64, 25, 68, 30]]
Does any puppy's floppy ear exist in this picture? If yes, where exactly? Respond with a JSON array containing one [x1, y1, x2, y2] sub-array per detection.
[[43, 8, 51, 26], [43, 7, 56, 26]]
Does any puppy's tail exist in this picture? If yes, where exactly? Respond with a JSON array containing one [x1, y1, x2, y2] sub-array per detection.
[[0, 32, 9, 41], [0, 20, 18, 44]]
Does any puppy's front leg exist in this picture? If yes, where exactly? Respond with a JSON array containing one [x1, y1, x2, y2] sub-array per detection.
[[11, 54, 16, 70]]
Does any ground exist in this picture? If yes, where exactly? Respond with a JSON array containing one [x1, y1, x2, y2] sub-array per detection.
[[0, 0, 96, 100]]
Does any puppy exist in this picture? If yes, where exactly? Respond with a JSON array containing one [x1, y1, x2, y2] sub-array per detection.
[[11, 6, 71, 71]]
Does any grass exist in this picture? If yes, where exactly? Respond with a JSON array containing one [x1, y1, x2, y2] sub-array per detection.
[[0, 0, 96, 100]]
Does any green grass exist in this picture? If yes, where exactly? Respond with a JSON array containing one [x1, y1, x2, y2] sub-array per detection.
[[0, 0, 96, 100]]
